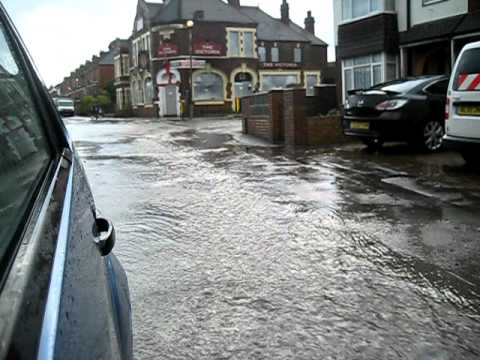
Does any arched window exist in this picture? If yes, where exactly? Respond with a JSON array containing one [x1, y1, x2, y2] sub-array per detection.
[[144, 78, 154, 104], [193, 72, 224, 101]]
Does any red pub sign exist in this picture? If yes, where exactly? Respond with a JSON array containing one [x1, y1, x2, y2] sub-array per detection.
[[158, 42, 179, 57], [193, 41, 224, 56]]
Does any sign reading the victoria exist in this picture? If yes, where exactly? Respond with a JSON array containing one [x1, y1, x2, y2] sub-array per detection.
[[193, 41, 225, 56], [158, 43, 179, 57]]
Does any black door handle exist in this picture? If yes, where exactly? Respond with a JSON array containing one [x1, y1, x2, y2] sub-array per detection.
[[95, 217, 116, 256]]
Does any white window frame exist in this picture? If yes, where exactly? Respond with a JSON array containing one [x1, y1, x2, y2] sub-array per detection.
[[114, 56, 121, 79], [342, 52, 398, 102], [271, 46, 279, 63], [340, 0, 396, 24], [226, 28, 257, 58], [259, 71, 302, 91], [258, 46, 267, 62], [294, 47, 302, 64], [304, 71, 321, 96]]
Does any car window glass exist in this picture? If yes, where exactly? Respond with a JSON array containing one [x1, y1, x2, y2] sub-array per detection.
[[0, 22, 52, 266], [454, 48, 480, 91], [425, 80, 448, 95], [372, 78, 432, 94]]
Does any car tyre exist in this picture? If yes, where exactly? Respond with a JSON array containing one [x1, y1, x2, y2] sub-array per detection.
[[361, 138, 383, 152], [422, 120, 444, 152]]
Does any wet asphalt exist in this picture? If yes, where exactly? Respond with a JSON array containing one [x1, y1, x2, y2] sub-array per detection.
[[66, 117, 480, 360]]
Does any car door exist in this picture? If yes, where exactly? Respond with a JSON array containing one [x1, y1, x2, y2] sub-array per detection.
[[424, 78, 449, 124], [0, 6, 130, 360], [448, 47, 480, 138]]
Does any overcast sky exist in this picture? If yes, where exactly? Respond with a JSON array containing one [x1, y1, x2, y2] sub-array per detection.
[[3, 0, 335, 87]]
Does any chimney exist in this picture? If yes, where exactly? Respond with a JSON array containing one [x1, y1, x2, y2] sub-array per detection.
[[228, 0, 240, 7], [281, 0, 290, 23], [305, 11, 315, 34]]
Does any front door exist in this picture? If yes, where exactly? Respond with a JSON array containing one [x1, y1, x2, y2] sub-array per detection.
[[165, 84, 178, 116]]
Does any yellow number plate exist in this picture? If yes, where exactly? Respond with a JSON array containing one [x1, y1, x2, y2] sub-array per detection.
[[458, 106, 480, 116], [350, 121, 370, 130]]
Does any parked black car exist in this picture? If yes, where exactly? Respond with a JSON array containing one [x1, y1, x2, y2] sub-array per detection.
[[0, 4, 132, 359], [342, 75, 450, 151]]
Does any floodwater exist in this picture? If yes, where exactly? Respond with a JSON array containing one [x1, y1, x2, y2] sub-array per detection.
[[66, 117, 480, 360]]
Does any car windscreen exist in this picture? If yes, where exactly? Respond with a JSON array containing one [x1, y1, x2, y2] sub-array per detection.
[[58, 100, 73, 107], [454, 48, 480, 91], [370, 78, 432, 94]]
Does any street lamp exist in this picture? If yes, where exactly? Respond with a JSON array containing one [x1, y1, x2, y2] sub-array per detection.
[[186, 20, 194, 120]]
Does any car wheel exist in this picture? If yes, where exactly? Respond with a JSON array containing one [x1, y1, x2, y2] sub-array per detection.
[[361, 138, 383, 151], [422, 120, 444, 152]]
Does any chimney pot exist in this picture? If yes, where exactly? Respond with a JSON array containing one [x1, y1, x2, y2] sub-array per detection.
[[305, 10, 315, 35], [281, 0, 290, 24], [228, 0, 240, 7]]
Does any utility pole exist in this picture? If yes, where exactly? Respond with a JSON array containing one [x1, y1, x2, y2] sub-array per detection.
[[187, 20, 194, 120]]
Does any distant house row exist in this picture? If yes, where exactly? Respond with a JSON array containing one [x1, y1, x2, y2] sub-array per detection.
[[54, 0, 332, 118]]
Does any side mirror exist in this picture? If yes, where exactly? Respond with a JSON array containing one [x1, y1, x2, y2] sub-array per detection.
[[95, 217, 116, 256]]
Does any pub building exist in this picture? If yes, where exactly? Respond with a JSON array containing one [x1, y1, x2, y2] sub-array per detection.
[[129, 0, 329, 118]]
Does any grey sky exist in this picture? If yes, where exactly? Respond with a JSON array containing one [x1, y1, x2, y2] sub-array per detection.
[[3, 0, 335, 86]]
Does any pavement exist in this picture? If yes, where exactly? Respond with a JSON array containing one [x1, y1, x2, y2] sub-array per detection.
[[66, 116, 480, 360]]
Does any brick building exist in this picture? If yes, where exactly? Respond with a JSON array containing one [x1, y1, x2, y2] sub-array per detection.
[[333, 0, 480, 102], [129, 0, 329, 118], [113, 39, 132, 114], [59, 39, 128, 106]]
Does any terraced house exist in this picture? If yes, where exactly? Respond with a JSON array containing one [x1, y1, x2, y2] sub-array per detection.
[[333, 0, 480, 102], [129, 0, 329, 117]]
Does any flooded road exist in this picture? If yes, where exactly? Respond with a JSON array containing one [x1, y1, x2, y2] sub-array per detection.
[[66, 117, 480, 359]]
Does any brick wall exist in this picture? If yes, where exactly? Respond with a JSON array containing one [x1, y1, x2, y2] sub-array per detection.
[[241, 91, 284, 143], [306, 115, 349, 146], [284, 89, 307, 146]]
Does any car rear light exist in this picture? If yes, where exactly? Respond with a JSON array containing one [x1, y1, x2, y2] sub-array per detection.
[[375, 99, 408, 111], [445, 96, 450, 121]]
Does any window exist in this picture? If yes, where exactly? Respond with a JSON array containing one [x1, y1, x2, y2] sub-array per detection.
[[425, 80, 449, 95], [271, 47, 279, 62], [193, 72, 224, 101], [0, 22, 52, 264], [228, 31, 240, 57], [116, 88, 123, 110], [136, 17, 144, 32], [306, 73, 320, 96], [125, 88, 131, 107], [258, 46, 266, 62], [137, 80, 144, 104], [294, 47, 302, 63], [453, 49, 480, 91], [114, 57, 121, 79], [261, 74, 299, 91], [144, 78, 154, 104], [342, 0, 395, 21], [121, 55, 130, 76], [342, 53, 397, 100], [227, 29, 256, 58], [244, 32, 254, 58]]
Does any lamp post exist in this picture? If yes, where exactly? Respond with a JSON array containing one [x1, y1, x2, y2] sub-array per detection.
[[186, 20, 194, 120]]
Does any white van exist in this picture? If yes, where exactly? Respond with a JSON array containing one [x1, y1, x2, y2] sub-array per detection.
[[444, 41, 480, 165]]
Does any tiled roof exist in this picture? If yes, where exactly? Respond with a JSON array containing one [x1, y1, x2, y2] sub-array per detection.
[[152, 0, 254, 24], [99, 51, 116, 65], [238, 6, 327, 45], [147, 0, 327, 46]]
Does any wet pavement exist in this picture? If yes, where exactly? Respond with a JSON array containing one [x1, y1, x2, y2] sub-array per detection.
[[66, 117, 480, 360]]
